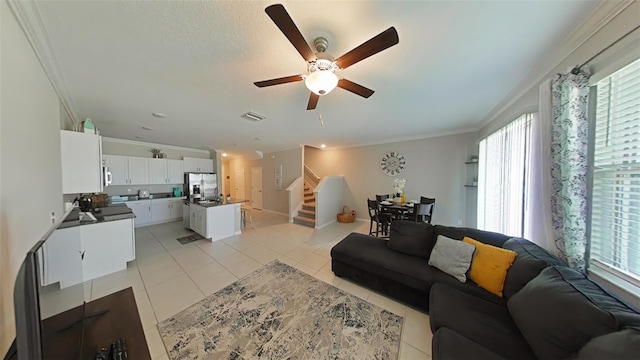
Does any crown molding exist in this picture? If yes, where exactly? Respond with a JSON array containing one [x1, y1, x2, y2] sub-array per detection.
[[101, 137, 211, 154], [331, 126, 479, 151], [478, 0, 635, 131], [7, 0, 79, 124]]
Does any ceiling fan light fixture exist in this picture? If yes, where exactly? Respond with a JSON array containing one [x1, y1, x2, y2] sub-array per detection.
[[305, 70, 338, 96]]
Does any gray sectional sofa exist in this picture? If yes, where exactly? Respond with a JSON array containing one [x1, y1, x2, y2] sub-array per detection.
[[330, 220, 640, 359]]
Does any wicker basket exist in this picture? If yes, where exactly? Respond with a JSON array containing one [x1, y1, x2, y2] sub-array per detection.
[[337, 206, 356, 223]]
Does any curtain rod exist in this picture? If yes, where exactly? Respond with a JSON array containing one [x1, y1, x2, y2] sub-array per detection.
[[571, 24, 640, 75]]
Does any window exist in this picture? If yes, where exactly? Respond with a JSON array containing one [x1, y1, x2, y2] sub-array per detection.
[[589, 58, 640, 291], [477, 114, 533, 237]]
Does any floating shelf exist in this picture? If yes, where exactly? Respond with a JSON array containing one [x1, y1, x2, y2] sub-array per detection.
[[464, 184, 478, 188], [465, 161, 479, 165]]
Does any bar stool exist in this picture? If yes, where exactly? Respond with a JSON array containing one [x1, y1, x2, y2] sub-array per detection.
[[240, 204, 254, 229]]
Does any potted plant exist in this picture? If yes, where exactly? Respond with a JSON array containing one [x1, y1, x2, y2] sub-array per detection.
[[149, 148, 164, 158]]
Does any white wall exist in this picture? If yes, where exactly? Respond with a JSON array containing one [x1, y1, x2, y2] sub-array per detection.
[[1, 2, 63, 353], [479, 1, 640, 137], [305, 133, 478, 227], [315, 176, 346, 228], [229, 147, 303, 215]]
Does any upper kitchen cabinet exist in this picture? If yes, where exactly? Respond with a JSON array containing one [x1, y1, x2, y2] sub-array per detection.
[[183, 157, 214, 173], [104, 155, 149, 185], [60, 130, 103, 194], [149, 159, 184, 184]]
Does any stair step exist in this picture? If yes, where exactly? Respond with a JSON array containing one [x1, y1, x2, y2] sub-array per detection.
[[304, 197, 315, 203], [298, 209, 315, 219], [303, 203, 316, 211], [293, 216, 315, 227], [304, 191, 314, 197]]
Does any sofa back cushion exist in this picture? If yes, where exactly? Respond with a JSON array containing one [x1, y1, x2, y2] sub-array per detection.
[[508, 266, 640, 360], [388, 220, 435, 259], [433, 225, 511, 248], [502, 237, 565, 298]]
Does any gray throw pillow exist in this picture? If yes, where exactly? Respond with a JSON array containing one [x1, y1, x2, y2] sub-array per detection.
[[428, 235, 476, 282]]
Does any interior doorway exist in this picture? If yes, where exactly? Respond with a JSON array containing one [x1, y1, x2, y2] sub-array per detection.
[[251, 167, 263, 209], [235, 168, 245, 200]]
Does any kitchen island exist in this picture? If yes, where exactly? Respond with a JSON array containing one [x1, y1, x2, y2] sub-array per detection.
[[189, 198, 246, 241]]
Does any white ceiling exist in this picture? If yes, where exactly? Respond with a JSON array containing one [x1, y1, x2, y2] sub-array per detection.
[[35, 0, 601, 157]]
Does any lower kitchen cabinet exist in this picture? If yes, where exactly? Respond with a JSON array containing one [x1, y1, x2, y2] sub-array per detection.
[[126, 200, 152, 227], [190, 205, 206, 237], [151, 198, 184, 223], [41, 219, 135, 289]]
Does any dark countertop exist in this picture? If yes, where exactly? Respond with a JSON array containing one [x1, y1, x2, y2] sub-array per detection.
[[111, 193, 186, 202], [189, 198, 248, 208], [58, 203, 135, 229]]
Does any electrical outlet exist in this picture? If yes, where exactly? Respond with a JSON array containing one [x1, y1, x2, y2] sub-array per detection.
[[457, 219, 463, 225], [127, 188, 132, 193]]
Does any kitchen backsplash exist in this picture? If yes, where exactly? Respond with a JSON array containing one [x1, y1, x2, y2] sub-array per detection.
[[102, 184, 181, 197]]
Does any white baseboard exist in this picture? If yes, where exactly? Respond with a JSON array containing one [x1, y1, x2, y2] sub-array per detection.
[[316, 219, 337, 230]]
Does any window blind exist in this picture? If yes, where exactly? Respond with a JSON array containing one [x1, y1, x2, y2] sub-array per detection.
[[478, 114, 533, 237], [590, 58, 640, 285]]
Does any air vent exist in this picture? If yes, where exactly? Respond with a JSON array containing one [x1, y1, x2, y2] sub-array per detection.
[[242, 112, 266, 122]]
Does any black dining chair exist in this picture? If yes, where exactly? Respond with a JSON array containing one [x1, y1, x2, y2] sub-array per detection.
[[368, 199, 391, 238], [375, 194, 390, 202], [411, 203, 434, 223], [419, 197, 436, 223]]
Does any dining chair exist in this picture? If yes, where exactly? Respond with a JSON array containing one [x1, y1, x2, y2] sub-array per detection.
[[411, 203, 434, 223], [375, 194, 390, 202], [419, 197, 436, 223], [368, 199, 391, 238]]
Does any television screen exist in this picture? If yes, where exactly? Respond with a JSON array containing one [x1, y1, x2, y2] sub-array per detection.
[[13, 215, 88, 359]]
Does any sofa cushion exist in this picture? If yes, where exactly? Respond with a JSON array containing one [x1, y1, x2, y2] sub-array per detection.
[[508, 266, 640, 360], [429, 283, 536, 359], [387, 220, 435, 259], [432, 327, 510, 360], [428, 235, 475, 282], [434, 225, 511, 248], [331, 232, 434, 292], [463, 237, 516, 297], [502, 237, 564, 298], [575, 328, 640, 360]]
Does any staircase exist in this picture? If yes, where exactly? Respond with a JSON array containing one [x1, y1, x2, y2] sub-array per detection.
[[293, 182, 316, 227]]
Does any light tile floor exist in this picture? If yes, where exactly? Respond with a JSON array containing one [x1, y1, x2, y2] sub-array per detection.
[[87, 211, 433, 359]]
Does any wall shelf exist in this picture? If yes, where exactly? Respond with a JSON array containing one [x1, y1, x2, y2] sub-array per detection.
[[464, 184, 478, 188]]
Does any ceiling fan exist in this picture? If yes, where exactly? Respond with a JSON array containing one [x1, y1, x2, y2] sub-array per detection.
[[254, 4, 399, 110]]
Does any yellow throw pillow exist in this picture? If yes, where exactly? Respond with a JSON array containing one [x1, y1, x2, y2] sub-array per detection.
[[463, 237, 517, 297]]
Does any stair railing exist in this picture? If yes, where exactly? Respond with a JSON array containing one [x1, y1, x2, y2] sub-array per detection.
[[304, 165, 320, 189], [286, 176, 304, 223]]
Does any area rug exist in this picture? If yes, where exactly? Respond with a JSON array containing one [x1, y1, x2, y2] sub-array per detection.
[[157, 260, 404, 359], [176, 233, 205, 244]]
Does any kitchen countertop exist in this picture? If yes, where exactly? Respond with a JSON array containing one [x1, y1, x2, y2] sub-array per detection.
[[111, 193, 186, 202], [189, 198, 249, 208], [58, 203, 135, 229]]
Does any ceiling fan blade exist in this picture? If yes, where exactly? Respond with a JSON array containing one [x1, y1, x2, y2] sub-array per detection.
[[265, 4, 316, 63], [335, 27, 399, 70], [337, 79, 375, 98], [254, 75, 304, 88], [307, 93, 319, 110]]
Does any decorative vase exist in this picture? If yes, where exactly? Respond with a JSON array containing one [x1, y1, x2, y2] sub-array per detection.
[[401, 192, 406, 204]]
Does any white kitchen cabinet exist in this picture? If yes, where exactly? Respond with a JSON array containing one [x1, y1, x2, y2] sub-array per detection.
[[125, 200, 152, 227], [41, 226, 83, 288], [149, 159, 184, 184], [190, 205, 206, 237], [128, 157, 149, 185], [183, 157, 214, 173], [103, 155, 149, 185], [81, 219, 134, 280], [60, 131, 103, 194], [170, 198, 183, 219], [41, 219, 135, 289]]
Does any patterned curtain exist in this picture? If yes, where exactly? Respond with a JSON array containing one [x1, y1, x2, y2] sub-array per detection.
[[550, 68, 590, 271]]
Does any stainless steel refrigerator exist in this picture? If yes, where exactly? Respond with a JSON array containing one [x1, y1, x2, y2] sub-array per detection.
[[184, 173, 217, 200]]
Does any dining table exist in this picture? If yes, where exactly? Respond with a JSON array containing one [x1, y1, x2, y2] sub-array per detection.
[[379, 200, 416, 220]]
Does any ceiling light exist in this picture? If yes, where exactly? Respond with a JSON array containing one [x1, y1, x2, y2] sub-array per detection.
[[254, 137, 262, 140], [152, 112, 167, 118], [320, 144, 326, 149], [305, 70, 338, 96], [242, 112, 266, 121], [142, 126, 153, 131], [222, 152, 228, 157]]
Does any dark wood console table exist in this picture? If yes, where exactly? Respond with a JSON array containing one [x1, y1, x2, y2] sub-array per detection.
[[41, 287, 151, 359]]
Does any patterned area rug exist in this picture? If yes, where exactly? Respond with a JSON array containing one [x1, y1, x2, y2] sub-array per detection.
[[157, 261, 404, 359]]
